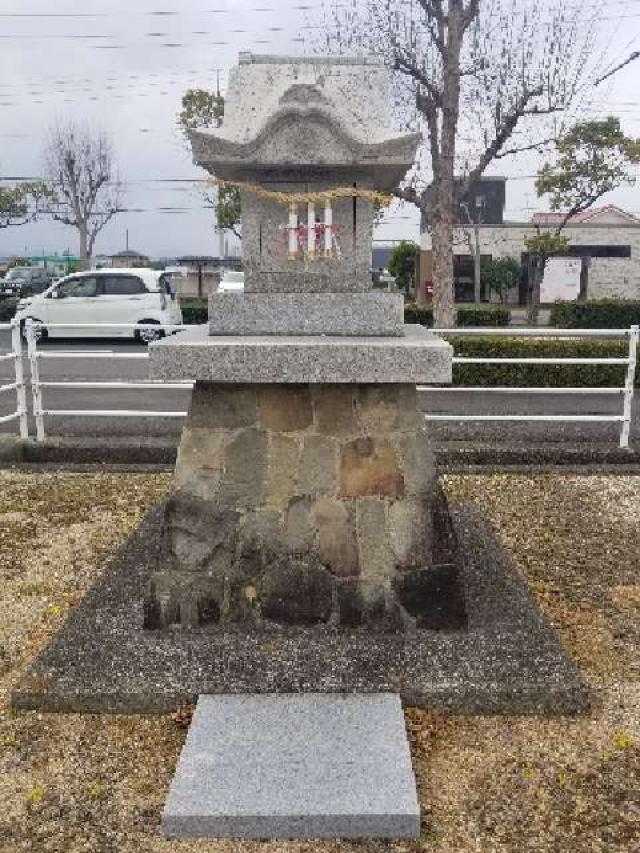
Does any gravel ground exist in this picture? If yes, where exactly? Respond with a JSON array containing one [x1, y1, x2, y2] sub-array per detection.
[[0, 471, 638, 853]]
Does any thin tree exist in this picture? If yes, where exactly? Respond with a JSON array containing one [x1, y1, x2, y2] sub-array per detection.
[[43, 123, 122, 266], [319, 0, 595, 326], [178, 88, 242, 239], [526, 116, 640, 318], [0, 179, 49, 230]]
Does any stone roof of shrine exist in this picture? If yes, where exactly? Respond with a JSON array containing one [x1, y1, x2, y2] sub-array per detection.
[[189, 53, 421, 186]]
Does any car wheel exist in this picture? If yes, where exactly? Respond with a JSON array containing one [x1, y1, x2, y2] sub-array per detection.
[[20, 319, 47, 343], [136, 320, 164, 344]]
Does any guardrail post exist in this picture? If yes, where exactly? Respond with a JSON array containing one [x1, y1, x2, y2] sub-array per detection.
[[10, 319, 28, 439], [26, 320, 45, 442], [620, 324, 638, 449]]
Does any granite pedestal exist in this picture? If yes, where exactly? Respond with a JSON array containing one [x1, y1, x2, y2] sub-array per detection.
[[162, 693, 420, 839]]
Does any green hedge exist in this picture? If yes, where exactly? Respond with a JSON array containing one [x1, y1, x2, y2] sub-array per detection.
[[450, 336, 634, 387], [179, 297, 208, 325], [0, 298, 18, 322], [189, 298, 511, 329], [404, 303, 510, 327], [550, 299, 640, 329], [457, 305, 510, 327]]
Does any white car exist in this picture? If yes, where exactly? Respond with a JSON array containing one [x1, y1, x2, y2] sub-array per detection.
[[218, 270, 244, 293], [14, 268, 183, 342]]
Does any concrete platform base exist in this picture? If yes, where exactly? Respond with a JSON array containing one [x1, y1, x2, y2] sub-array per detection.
[[11, 503, 589, 716], [162, 693, 420, 839]]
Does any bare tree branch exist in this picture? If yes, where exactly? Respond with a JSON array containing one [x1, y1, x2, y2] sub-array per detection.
[[43, 123, 123, 264], [594, 51, 640, 87]]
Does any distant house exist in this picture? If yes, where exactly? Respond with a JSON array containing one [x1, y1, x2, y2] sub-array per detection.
[[420, 188, 640, 303], [108, 249, 150, 268], [372, 245, 393, 272], [174, 255, 243, 298]]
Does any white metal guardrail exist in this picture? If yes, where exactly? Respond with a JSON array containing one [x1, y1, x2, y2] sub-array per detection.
[[25, 321, 194, 442], [420, 325, 639, 449], [4, 321, 637, 448], [0, 320, 28, 438]]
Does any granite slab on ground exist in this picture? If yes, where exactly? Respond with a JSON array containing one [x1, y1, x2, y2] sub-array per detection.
[[11, 502, 589, 715], [162, 693, 419, 840]]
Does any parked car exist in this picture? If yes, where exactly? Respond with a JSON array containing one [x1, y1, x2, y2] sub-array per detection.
[[218, 270, 245, 293], [0, 266, 52, 298], [14, 268, 183, 342]]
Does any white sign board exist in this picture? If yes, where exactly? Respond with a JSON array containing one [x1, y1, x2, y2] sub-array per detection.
[[541, 257, 580, 302]]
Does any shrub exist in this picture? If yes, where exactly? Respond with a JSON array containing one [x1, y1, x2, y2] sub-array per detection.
[[179, 297, 208, 325], [0, 298, 19, 322], [480, 256, 521, 304], [456, 305, 510, 327], [450, 336, 634, 387], [550, 299, 640, 329], [404, 303, 510, 328], [404, 303, 433, 326]]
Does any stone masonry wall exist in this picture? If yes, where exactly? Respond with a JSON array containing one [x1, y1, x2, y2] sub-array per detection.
[[144, 382, 447, 632]]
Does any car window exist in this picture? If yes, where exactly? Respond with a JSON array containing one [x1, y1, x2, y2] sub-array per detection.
[[101, 275, 147, 296], [57, 277, 97, 298], [6, 268, 29, 280], [159, 273, 174, 296]]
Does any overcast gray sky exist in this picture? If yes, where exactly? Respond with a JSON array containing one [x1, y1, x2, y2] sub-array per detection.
[[1, 0, 639, 259]]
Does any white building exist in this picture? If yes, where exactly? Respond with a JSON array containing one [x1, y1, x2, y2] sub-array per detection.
[[420, 205, 640, 303]]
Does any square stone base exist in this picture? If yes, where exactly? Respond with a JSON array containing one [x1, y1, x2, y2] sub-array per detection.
[[208, 292, 404, 336], [150, 325, 452, 385], [162, 693, 420, 839]]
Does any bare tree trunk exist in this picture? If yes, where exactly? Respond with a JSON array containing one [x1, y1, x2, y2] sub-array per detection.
[[527, 255, 544, 324], [79, 227, 89, 270], [432, 218, 456, 327], [473, 223, 481, 303], [579, 256, 590, 301], [431, 9, 463, 329]]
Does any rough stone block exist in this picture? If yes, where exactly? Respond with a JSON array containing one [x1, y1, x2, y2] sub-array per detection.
[[283, 497, 314, 553], [340, 437, 404, 498], [174, 428, 226, 499], [313, 385, 357, 435], [336, 580, 387, 628], [356, 498, 395, 592], [259, 385, 313, 432], [356, 385, 419, 432], [219, 429, 268, 507], [144, 572, 224, 630], [163, 494, 239, 573], [298, 435, 338, 495], [394, 431, 437, 497], [259, 559, 333, 625], [239, 508, 282, 556], [266, 433, 300, 509], [162, 693, 420, 839], [188, 384, 257, 429], [388, 499, 431, 568], [313, 498, 359, 577]]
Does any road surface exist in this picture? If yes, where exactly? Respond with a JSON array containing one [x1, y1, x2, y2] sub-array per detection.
[[0, 330, 637, 447]]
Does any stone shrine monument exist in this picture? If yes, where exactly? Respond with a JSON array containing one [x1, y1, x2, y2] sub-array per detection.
[[147, 53, 453, 631], [10, 50, 589, 846]]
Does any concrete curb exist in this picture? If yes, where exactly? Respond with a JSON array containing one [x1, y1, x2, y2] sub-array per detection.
[[1, 437, 639, 472]]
